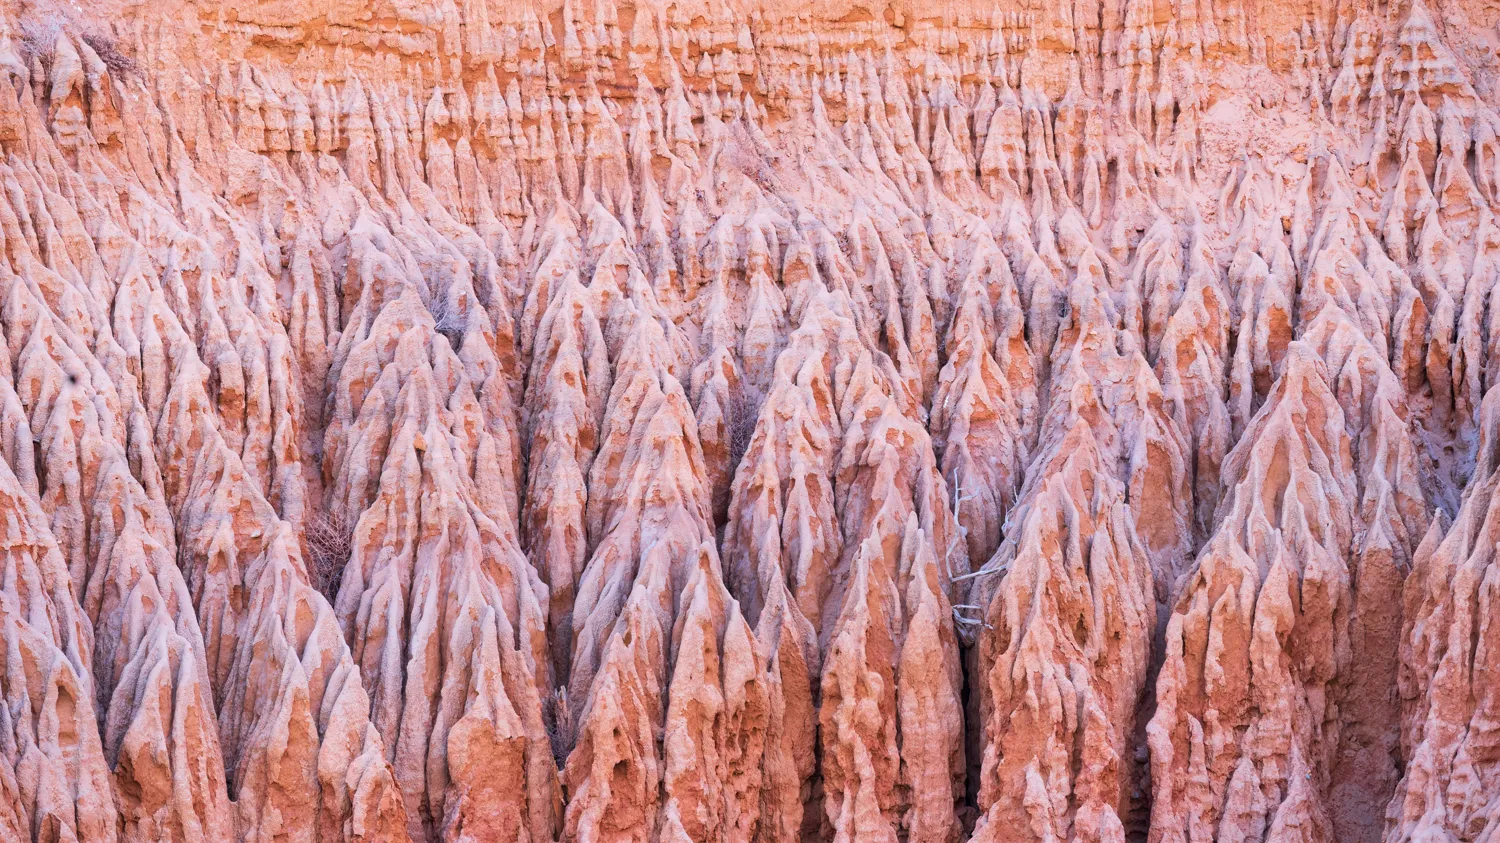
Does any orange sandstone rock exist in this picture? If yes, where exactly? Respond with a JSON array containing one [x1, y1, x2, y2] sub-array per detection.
[[0, 0, 1498, 840]]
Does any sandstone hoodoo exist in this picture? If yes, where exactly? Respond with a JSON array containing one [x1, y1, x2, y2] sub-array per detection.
[[1, 0, 1499, 840]]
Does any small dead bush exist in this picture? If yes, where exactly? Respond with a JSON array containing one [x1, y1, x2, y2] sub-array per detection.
[[728, 391, 758, 471], [16, 15, 62, 64], [429, 297, 465, 350], [546, 687, 572, 766], [81, 30, 139, 78], [306, 511, 353, 601]]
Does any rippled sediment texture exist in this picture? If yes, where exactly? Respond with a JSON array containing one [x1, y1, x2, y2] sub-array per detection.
[[1, 0, 1499, 839]]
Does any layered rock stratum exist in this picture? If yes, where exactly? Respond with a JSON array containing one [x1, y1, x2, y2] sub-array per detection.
[[1, 0, 1499, 839]]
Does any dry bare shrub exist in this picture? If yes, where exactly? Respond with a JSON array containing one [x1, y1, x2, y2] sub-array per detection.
[[429, 296, 465, 350], [81, 30, 139, 78], [728, 390, 757, 471], [546, 687, 572, 766], [306, 511, 353, 601], [16, 14, 62, 64]]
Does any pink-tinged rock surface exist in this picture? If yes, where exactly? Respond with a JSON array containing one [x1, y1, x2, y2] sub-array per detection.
[[1, 0, 1499, 839]]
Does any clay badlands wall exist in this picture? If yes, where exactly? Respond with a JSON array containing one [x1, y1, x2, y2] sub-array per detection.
[[0, 0, 1497, 839]]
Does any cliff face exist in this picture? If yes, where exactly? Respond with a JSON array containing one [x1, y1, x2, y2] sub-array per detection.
[[0, 0, 1498, 840]]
